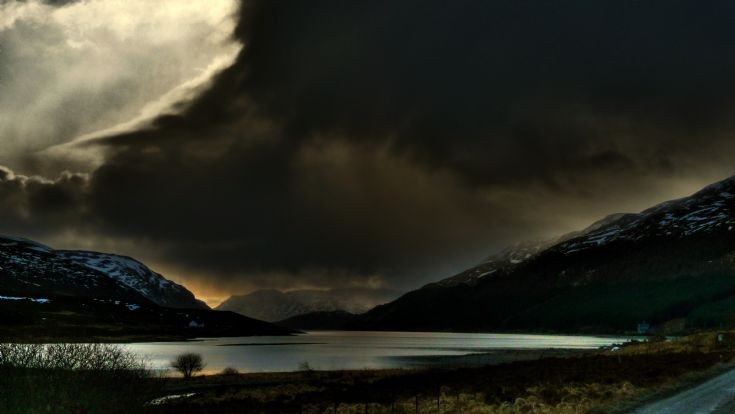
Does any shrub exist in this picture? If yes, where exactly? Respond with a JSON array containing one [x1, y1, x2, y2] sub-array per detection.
[[0, 343, 146, 371], [171, 352, 205, 379], [220, 367, 239, 376], [0, 343, 156, 414]]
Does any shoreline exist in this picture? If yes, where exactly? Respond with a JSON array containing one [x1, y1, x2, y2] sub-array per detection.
[[0, 328, 639, 344], [386, 347, 596, 369]]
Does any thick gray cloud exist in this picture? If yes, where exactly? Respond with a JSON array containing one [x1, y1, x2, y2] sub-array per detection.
[[4, 0, 735, 304], [0, 166, 89, 234], [0, 0, 240, 174]]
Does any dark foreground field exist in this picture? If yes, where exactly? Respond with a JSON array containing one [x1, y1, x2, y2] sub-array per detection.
[[146, 352, 733, 413], [3, 334, 735, 413]]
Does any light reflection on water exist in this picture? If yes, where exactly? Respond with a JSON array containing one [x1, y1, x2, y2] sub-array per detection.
[[122, 331, 630, 374]]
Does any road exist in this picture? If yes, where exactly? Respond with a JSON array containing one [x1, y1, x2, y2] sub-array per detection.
[[633, 368, 735, 414]]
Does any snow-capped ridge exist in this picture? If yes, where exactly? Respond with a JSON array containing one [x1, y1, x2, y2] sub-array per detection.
[[435, 238, 553, 287], [555, 175, 735, 255], [0, 235, 53, 253], [433, 175, 735, 288], [0, 235, 206, 309], [55, 250, 207, 309]]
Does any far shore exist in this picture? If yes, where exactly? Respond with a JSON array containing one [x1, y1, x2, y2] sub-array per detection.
[[0, 328, 642, 344]]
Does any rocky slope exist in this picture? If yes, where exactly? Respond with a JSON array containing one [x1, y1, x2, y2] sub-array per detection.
[[350, 175, 735, 334]]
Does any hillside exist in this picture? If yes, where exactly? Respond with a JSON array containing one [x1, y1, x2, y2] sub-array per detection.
[[0, 236, 295, 340], [0, 235, 206, 309], [350, 175, 735, 334], [0, 294, 295, 342]]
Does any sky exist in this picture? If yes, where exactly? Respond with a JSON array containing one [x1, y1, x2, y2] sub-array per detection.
[[2, 0, 735, 306]]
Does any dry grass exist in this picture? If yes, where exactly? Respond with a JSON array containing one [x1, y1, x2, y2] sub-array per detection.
[[146, 348, 733, 414], [293, 381, 638, 413], [613, 330, 735, 355]]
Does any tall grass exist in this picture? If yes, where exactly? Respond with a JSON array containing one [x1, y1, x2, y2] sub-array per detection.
[[0, 343, 158, 414]]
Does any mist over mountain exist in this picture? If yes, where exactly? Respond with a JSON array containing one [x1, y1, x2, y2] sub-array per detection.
[[217, 287, 400, 322], [276, 310, 356, 331]]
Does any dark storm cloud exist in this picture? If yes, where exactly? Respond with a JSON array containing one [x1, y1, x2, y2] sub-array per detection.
[[7, 0, 735, 296], [0, 166, 89, 235], [233, 0, 735, 184]]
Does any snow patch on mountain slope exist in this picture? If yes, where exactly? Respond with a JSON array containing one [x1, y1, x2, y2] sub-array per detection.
[[0, 234, 206, 309], [0, 236, 52, 253], [56, 250, 205, 309], [436, 240, 552, 287], [58, 252, 172, 296], [0, 295, 50, 303], [556, 176, 735, 255], [434, 175, 735, 288]]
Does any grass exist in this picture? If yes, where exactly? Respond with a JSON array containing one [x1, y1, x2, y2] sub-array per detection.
[[614, 330, 735, 355], [144, 348, 734, 413]]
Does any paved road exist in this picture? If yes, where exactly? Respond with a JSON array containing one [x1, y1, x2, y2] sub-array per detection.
[[633, 369, 735, 414]]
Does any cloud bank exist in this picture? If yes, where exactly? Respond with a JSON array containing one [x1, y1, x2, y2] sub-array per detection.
[[4, 0, 735, 304]]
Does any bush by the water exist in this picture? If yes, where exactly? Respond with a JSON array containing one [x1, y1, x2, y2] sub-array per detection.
[[220, 366, 240, 376], [0, 343, 157, 414], [171, 352, 205, 379]]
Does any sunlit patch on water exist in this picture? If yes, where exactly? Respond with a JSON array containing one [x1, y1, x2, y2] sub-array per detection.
[[121, 331, 633, 375]]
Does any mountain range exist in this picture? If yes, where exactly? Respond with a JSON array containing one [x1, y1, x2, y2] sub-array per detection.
[[344, 175, 735, 334], [0, 236, 293, 340], [6, 174, 735, 337], [0, 235, 206, 309], [217, 287, 400, 322]]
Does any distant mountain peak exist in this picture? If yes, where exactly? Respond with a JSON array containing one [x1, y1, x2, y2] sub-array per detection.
[[217, 287, 401, 322]]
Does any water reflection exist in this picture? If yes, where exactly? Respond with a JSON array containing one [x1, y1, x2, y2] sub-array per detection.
[[123, 331, 630, 374]]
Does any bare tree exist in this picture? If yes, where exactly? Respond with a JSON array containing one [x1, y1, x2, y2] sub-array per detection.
[[170, 353, 205, 379]]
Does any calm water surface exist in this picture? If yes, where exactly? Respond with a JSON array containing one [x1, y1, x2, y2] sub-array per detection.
[[123, 331, 630, 374]]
